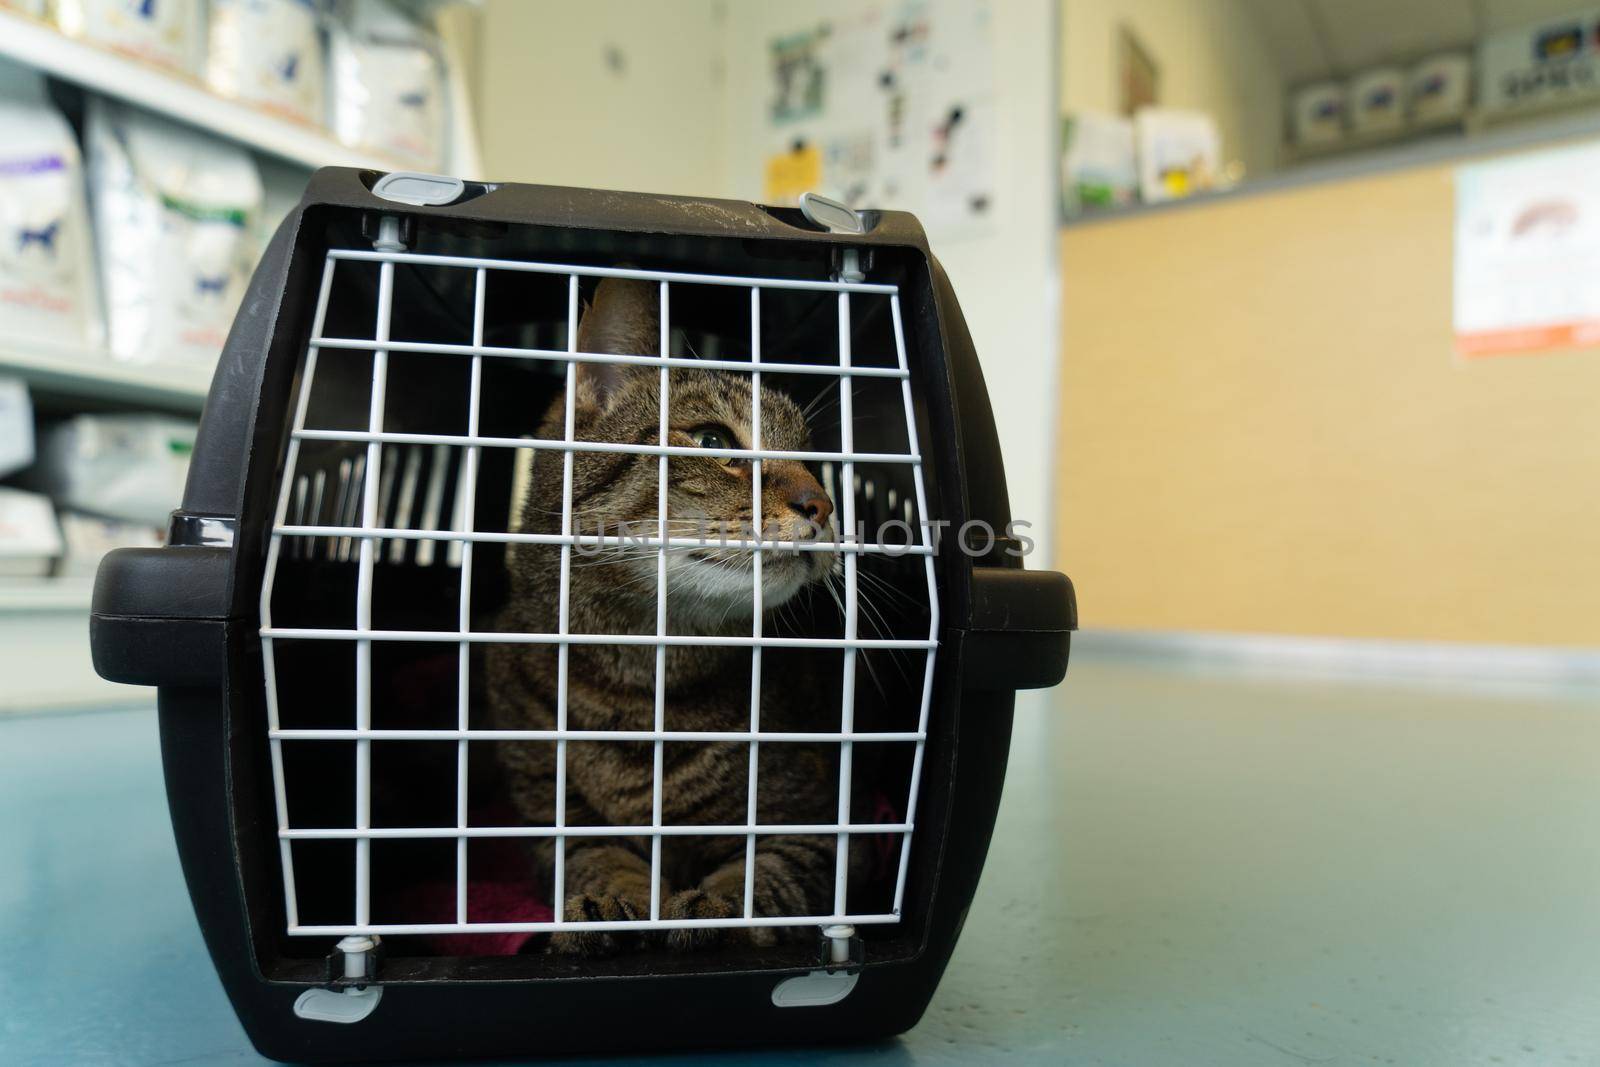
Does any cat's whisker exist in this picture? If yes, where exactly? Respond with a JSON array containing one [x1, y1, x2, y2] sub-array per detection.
[[853, 582, 914, 695], [800, 385, 843, 424], [566, 543, 710, 570], [856, 566, 921, 611], [823, 569, 872, 661], [819, 567, 887, 698]]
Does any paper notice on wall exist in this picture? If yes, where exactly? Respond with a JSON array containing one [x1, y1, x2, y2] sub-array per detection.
[[769, 24, 831, 124], [925, 96, 995, 238], [756, 0, 995, 240], [918, 1, 996, 239], [1454, 141, 1600, 357]]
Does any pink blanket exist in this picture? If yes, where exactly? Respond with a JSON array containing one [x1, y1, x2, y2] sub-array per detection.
[[387, 795, 901, 956]]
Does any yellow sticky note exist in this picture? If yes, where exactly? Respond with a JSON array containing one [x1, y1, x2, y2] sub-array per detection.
[[764, 145, 822, 205]]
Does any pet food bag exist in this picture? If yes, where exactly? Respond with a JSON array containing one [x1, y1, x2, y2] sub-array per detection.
[[328, 0, 448, 169], [1348, 67, 1407, 134], [206, 0, 327, 125], [0, 96, 103, 350], [0, 486, 62, 578], [54, 0, 203, 74], [56, 510, 164, 578], [86, 99, 262, 369], [1410, 53, 1472, 124], [1291, 82, 1345, 146], [33, 414, 196, 526]]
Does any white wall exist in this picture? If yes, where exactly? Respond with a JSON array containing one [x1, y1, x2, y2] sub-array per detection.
[[942, 1, 1060, 567], [473, 0, 725, 194], [1060, 0, 1283, 179]]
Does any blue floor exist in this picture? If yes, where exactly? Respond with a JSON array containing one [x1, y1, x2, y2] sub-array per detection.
[[4, 652, 1599, 1066]]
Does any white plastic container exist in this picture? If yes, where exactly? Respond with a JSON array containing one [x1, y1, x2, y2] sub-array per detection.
[[0, 377, 33, 480], [85, 99, 263, 369], [1134, 108, 1221, 203], [1290, 81, 1345, 146], [328, 0, 447, 169], [206, 0, 327, 126], [0, 487, 62, 578], [1060, 111, 1136, 216], [54, 0, 203, 74], [1410, 53, 1472, 124], [57, 510, 164, 578], [0, 95, 103, 350], [1348, 67, 1407, 135], [34, 414, 196, 526]]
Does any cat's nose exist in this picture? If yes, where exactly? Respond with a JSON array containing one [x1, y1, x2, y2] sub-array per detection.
[[789, 489, 833, 528]]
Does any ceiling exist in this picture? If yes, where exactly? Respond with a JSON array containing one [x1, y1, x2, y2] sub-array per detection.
[[1239, 0, 1596, 83]]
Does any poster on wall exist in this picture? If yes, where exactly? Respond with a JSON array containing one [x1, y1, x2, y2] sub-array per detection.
[[1454, 142, 1600, 357], [759, 0, 996, 242], [769, 25, 830, 123]]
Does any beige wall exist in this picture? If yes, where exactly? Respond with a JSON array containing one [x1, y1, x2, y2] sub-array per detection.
[[1060, 0, 1283, 180], [471, 0, 725, 194], [1056, 157, 1600, 648]]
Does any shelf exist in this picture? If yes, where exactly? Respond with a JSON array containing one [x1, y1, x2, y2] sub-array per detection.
[[0, 577, 94, 612], [1063, 104, 1600, 230], [0, 340, 207, 414], [1284, 113, 1470, 164], [0, 10, 401, 172], [1284, 97, 1600, 168]]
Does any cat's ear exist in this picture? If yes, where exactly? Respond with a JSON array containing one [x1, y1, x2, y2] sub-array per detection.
[[574, 277, 659, 405]]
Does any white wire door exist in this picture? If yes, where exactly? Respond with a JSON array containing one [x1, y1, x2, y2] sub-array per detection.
[[259, 246, 939, 942]]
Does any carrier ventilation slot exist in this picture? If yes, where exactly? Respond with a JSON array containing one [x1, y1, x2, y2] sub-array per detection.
[[287, 443, 470, 566]]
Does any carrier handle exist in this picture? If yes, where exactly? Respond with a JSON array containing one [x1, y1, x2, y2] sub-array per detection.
[[960, 567, 1076, 691], [90, 546, 232, 688]]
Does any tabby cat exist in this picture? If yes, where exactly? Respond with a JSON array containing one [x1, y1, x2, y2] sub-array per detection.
[[485, 277, 847, 954]]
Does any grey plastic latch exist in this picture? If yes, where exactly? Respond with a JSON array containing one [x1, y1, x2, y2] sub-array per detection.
[[293, 935, 384, 1023], [371, 171, 465, 207], [293, 986, 383, 1023], [799, 191, 866, 235], [771, 969, 859, 1007]]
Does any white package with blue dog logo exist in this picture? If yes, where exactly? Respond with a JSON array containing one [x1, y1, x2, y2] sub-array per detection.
[[328, 0, 447, 169], [206, 0, 327, 126], [0, 95, 103, 351], [85, 98, 262, 369], [54, 0, 204, 75]]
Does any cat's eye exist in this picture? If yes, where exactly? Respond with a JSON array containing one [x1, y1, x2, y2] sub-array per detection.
[[689, 424, 741, 465]]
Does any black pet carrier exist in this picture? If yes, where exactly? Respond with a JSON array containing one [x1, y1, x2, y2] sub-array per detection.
[[89, 168, 1076, 1063]]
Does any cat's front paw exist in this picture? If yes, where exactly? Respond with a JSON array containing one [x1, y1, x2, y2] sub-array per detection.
[[656, 889, 741, 951], [547, 892, 644, 956]]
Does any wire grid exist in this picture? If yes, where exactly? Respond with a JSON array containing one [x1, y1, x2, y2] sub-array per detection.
[[259, 248, 941, 938]]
